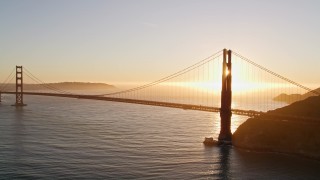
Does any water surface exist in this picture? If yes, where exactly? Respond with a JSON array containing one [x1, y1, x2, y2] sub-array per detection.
[[0, 95, 319, 179]]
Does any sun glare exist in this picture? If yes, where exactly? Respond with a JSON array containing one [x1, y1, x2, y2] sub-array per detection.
[[225, 69, 230, 76]]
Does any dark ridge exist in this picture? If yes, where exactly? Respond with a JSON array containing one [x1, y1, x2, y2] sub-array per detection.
[[268, 95, 320, 118], [233, 95, 320, 160], [273, 87, 320, 103]]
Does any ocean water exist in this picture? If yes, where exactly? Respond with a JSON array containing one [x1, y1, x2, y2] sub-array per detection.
[[0, 95, 319, 179]]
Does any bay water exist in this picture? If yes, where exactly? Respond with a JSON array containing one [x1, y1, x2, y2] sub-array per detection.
[[0, 95, 319, 179]]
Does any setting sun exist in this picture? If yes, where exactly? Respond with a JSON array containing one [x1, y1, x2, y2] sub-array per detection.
[[0, 1, 319, 179]]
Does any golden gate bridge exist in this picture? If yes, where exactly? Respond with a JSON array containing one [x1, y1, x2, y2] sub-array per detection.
[[1, 49, 319, 144]]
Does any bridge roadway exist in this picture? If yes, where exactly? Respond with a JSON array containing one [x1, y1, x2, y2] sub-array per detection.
[[1, 91, 263, 117]]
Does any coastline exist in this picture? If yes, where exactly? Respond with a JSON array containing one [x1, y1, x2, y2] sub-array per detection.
[[232, 95, 320, 160], [234, 145, 320, 163], [232, 116, 320, 160]]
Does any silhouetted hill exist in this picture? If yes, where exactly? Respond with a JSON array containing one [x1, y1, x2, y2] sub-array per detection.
[[233, 95, 320, 160], [268, 95, 320, 118], [2, 82, 115, 91], [273, 87, 320, 103], [45, 82, 115, 90]]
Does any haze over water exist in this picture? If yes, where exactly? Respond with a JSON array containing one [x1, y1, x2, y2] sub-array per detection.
[[1, 0, 320, 179], [0, 94, 319, 179]]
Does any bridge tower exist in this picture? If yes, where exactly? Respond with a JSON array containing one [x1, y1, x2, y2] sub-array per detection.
[[218, 49, 232, 144], [13, 66, 26, 106]]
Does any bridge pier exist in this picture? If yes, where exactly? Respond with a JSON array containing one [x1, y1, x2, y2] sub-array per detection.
[[12, 66, 26, 106], [218, 49, 232, 144]]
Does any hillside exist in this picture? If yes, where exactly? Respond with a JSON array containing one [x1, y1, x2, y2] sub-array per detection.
[[268, 95, 320, 118], [273, 87, 320, 103], [45, 82, 115, 90], [233, 95, 320, 160], [2, 82, 115, 91]]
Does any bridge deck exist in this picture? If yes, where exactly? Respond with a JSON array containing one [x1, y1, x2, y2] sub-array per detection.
[[1, 92, 263, 117]]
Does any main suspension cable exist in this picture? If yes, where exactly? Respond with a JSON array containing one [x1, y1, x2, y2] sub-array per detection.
[[97, 50, 223, 96], [233, 51, 320, 95]]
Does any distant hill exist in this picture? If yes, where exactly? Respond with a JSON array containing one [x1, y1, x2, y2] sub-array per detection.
[[273, 87, 320, 104], [43, 82, 115, 90], [269, 95, 320, 118], [1, 82, 115, 91]]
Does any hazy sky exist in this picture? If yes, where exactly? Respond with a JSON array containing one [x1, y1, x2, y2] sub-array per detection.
[[0, 0, 319, 86]]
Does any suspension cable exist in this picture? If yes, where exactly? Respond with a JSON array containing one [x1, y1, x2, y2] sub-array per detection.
[[0, 67, 15, 91], [0, 75, 15, 92], [24, 72, 70, 94], [233, 51, 320, 96], [23, 67, 75, 95], [97, 50, 223, 96]]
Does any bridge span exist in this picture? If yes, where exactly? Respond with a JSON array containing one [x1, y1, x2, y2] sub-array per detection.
[[1, 91, 263, 117], [2, 49, 319, 144]]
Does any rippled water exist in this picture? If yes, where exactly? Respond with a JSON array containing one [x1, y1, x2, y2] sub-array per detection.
[[0, 95, 319, 179]]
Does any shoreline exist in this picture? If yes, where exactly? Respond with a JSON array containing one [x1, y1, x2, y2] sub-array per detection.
[[232, 96, 320, 161], [232, 117, 320, 161], [233, 143, 320, 162]]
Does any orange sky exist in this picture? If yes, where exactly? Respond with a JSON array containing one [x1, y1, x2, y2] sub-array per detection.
[[0, 1, 319, 88]]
